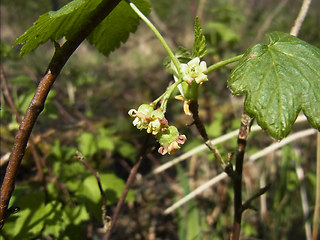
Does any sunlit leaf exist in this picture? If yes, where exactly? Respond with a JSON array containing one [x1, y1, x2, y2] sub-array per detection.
[[14, 0, 151, 57], [229, 32, 320, 139]]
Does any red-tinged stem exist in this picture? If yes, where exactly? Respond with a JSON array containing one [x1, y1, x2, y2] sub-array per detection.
[[232, 113, 253, 240]]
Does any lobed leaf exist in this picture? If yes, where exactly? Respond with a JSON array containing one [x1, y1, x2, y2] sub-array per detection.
[[14, 0, 151, 57], [229, 32, 320, 139]]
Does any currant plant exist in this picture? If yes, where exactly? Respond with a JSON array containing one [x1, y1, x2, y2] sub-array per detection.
[[1, 0, 319, 239]]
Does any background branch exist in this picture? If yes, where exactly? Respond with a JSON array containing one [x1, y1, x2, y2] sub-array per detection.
[[104, 136, 149, 240], [76, 151, 110, 232], [290, 0, 312, 36]]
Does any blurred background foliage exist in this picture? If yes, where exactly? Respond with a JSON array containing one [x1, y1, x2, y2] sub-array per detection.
[[0, 0, 319, 239]]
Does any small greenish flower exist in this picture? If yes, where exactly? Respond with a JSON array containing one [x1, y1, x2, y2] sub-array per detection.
[[157, 126, 187, 155], [128, 104, 154, 130], [181, 57, 208, 85]]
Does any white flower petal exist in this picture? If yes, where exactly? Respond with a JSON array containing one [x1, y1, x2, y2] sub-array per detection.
[[188, 57, 200, 66]]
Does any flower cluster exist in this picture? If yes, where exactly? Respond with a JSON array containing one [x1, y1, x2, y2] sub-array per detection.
[[129, 104, 186, 155], [128, 58, 209, 155]]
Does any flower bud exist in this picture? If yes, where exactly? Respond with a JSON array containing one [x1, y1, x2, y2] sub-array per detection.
[[147, 109, 167, 135], [128, 104, 154, 130], [157, 126, 186, 155]]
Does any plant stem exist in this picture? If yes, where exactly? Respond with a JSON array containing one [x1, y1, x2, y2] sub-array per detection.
[[0, 0, 122, 229], [152, 78, 182, 105], [232, 113, 253, 240], [207, 54, 243, 74], [188, 100, 225, 167], [159, 79, 183, 112], [129, 2, 181, 75]]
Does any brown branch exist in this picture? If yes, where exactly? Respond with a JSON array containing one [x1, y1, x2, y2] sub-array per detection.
[[232, 113, 253, 240], [0, 0, 122, 229], [104, 136, 149, 240]]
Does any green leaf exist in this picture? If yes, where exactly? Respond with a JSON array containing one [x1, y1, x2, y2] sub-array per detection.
[[229, 32, 320, 139], [192, 17, 207, 58], [2, 191, 65, 239], [14, 0, 151, 57], [116, 140, 138, 162], [77, 132, 97, 157], [204, 22, 240, 44], [97, 128, 115, 151], [87, 0, 151, 56], [77, 173, 134, 207], [206, 112, 223, 138]]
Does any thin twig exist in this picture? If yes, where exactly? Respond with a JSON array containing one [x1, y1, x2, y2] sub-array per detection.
[[76, 151, 110, 232], [104, 136, 149, 240], [0, 0, 122, 228], [163, 128, 317, 214], [313, 132, 320, 240], [0, 66, 21, 121], [242, 183, 272, 212], [290, 0, 312, 36], [188, 99, 225, 167]]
